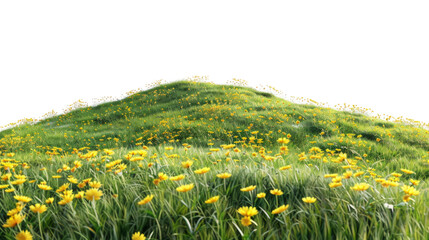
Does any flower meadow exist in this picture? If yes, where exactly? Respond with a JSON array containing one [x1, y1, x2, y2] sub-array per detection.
[[0, 79, 428, 239]]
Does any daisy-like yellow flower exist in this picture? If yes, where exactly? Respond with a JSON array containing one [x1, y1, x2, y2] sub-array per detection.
[[240, 185, 256, 192], [14, 195, 32, 203], [169, 175, 185, 181], [158, 173, 168, 181], [237, 206, 258, 217], [350, 183, 370, 191], [257, 193, 266, 198], [45, 198, 54, 204], [85, 188, 103, 201], [0, 184, 9, 189], [176, 184, 194, 193], [205, 196, 220, 204], [15, 230, 33, 240], [132, 232, 146, 240], [75, 191, 85, 199], [2, 214, 24, 228], [410, 179, 420, 186], [270, 189, 283, 196], [279, 165, 292, 171], [277, 138, 290, 144], [29, 204, 47, 214], [38, 184, 52, 191], [302, 197, 317, 203], [271, 204, 289, 214], [400, 169, 415, 174], [216, 173, 232, 179], [181, 161, 193, 168], [402, 185, 420, 196], [56, 183, 70, 193], [138, 194, 154, 205], [58, 194, 74, 205], [89, 181, 102, 188], [241, 216, 252, 226], [403, 195, 411, 202], [329, 182, 342, 188], [194, 167, 210, 174]]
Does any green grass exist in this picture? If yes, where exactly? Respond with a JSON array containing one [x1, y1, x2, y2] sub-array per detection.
[[0, 80, 428, 239]]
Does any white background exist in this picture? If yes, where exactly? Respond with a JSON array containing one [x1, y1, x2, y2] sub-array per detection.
[[1, 1, 428, 129]]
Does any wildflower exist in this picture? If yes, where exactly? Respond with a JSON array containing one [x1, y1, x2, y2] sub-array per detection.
[[89, 181, 102, 188], [302, 197, 317, 203], [38, 184, 52, 191], [216, 173, 232, 179], [271, 205, 289, 214], [132, 232, 146, 240], [400, 169, 415, 174], [194, 167, 210, 174], [279, 165, 292, 171], [257, 193, 266, 198], [158, 173, 168, 181], [205, 196, 220, 204], [56, 183, 70, 193], [58, 194, 74, 205], [402, 185, 420, 196], [270, 189, 284, 196], [241, 216, 252, 226], [181, 161, 193, 168], [138, 194, 154, 205], [45, 198, 54, 204], [237, 206, 258, 217], [14, 195, 32, 203], [176, 184, 194, 192], [350, 183, 370, 191], [153, 179, 161, 185], [403, 195, 411, 202], [2, 214, 24, 228], [15, 230, 33, 240], [169, 175, 185, 181], [240, 185, 256, 192], [85, 188, 103, 201], [29, 204, 47, 214], [277, 138, 290, 144], [410, 179, 420, 186]]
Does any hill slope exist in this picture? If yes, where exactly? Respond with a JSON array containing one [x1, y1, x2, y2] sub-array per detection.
[[1, 80, 428, 239], [1, 80, 428, 173]]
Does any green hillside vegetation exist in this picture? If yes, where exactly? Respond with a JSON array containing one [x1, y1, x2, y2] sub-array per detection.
[[0, 80, 428, 239]]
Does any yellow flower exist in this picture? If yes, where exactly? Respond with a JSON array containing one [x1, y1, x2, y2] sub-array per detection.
[[85, 188, 103, 201], [240, 185, 256, 192], [75, 191, 85, 199], [56, 183, 70, 193], [0, 184, 9, 189], [14, 195, 32, 203], [58, 194, 74, 205], [2, 214, 24, 228], [402, 185, 420, 196], [194, 167, 210, 174], [350, 183, 370, 191], [45, 198, 54, 204], [403, 195, 411, 202], [400, 169, 415, 174], [271, 204, 289, 214], [270, 189, 283, 196], [30, 204, 47, 214], [131, 232, 146, 240], [257, 193, 266, 198], [279, 165, 292, 171], [38, 184, 52, 191], [277, 138, 290, 144], [329, 182, 342, 188], [205, 196, 220, 204], [138, 194, 154, 205], [237, 206, 258, 217], [158, 173, 168, 181], [216, 173, 232, 179], [410, 179, 420, 186], [176, 184, 194, 193], [302, 197, 317, 203], [89, 181, 102, 188], [241, 216, 252, 226], [169, 175, 185, 181], [181, 161, 193, 168], [15, 230, 33, 240]]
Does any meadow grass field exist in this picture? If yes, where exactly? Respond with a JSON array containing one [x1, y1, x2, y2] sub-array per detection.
[[0, 80, 428, 239]]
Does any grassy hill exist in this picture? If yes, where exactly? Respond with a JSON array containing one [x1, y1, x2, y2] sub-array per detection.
[[0, 80, 428, 239]]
